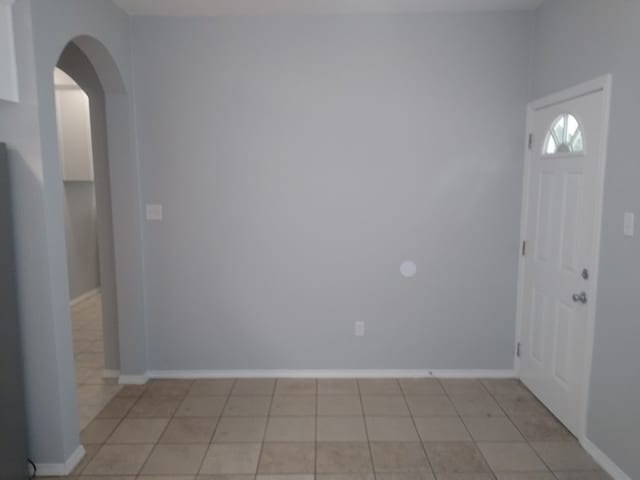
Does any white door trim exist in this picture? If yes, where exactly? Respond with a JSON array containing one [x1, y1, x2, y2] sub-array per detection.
[[515, 75, 612, 443]]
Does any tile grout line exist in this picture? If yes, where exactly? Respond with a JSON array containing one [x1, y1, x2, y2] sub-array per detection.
[[357, 379, 378, 480], [400, 378, 437, 479]]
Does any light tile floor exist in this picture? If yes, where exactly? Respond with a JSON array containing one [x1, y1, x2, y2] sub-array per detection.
[[56, 378, 612, 479], [71, 294, 122, 430]]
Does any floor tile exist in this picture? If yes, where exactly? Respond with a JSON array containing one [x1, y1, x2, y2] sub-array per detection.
[[176, 396, 227, 417], [461, 417, 524, 442], [214, 416, 268, 442], [224, 396, 272, 416], [423, 442, 489, 474], [362, 396, 410, 416], [270, 395, 316, 416], [141, 444, 208, 475], [481, 379, 530, 397], [71, 443, 101, 475], [145, 380, 193, 398], [108, 418, 169, 444], [117, 385, 147, 398], [232, 379, 276, 396], [405, 396, 457, 417], [494, 394, 548, 417], [530, 442, 600, 471], [318, 395, 363, 416], [80, 418, 120, 444], [318, 379, 359, 395], [477, 442, 548, 472], [552, 471, 613, 480], [160, 417, 218, 444], [509, 415, 574, 442], [258, 442, 315, 474], [449, 393, 504, 417], [414, 417, 471, 442], [200, 443, 262, 474], [264, 416, 315, 442], [256, 475, 315, 480], [358, 379, 401, 395], [440, 380, 486, 396], [316, 442, 373, 473], [274, 379, 316, 396], [494, 474, 556, 480], [83, 444, 154, 475], [189, 379, 235, 396], [370, 442, 431, 473], [128, 396, 181, 418], [317, 416, 367, 442], [366, 417, 419, 441], [376, 473, 435, 480], [399, 379, 444, 396]]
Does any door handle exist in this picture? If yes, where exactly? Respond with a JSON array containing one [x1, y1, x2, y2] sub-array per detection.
[[572, 292, 588, 304]]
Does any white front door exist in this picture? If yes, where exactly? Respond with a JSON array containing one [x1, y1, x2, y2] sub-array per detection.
[[519, 79, 610, 437]]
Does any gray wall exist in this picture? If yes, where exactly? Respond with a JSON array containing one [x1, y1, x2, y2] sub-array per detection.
[[531, 1, 640, 478], [0, 0, 144, 468], [132, 13, 532, 371], [63, 182, 100, 300]]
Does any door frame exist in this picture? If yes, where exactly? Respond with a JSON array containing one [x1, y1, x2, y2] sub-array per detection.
[[515, 75, 612, 442]]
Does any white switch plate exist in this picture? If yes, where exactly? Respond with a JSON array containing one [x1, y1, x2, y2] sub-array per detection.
[[623, 211, 634, 237], [146, 204, 163, 221], [354, 321, 365, 337]]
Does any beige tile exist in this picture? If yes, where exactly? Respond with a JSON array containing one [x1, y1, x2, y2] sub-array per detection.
[[108, 418, 169, 443], [318, 379, 359, 395], [449, 393, 504, 417], [116, 385, 147, 398], [232, 379, 276, 395], [375, 473, 435, 480], [366, 417, 419, 441], [198, 476, 256, 480], [362, 396, 410, 416], [176, 396, 227, 417], [160, 417, 218, 444], [97, 396, 137, 418], [270, 395, 316, 416], [316, 475, 375, 480], [265, 416, 315, 442], [399, 379, 444, 396], [200, 443, 262, 474], [224, 396, 272, 416], [494, 394, 548, 417], [257, 476, 315, 480], [141, 444, 208, 475], [318, 395, 363, 416], [214, 417, 268, 443], [83, 444, 154, 475], [274, 379, 316, 396], [190, 379, 235, 396], [77, 476, 137, 480], [414, 417, 471, 442], [316, 442, 373, 473], [423, 442, 489, 474], [144, 380, 193, 398], [317, 416, 367, 442], [553, 472, 613, 480], [440, 380, 486, 396], [370, 442, 430, 473], [405, 396, 457, 417], [71, 443, 101, 475], [137, 476, 195, 480], [258, 443, 315, 474], [461, 417, 524, 442], [509, 415, 574, 442], [481, 379, 530, 397], [358, 379, 401, 395], [80, 418, 120, 444], [494, 474, 556, 480], [477, 442, 547, 472], [530, 442, 600, 471], [128, 396, 181, 418], [434, 475, 494, 480]]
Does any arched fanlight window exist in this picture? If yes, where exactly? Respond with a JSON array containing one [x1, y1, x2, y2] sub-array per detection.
[[544, 113, 584, 155]]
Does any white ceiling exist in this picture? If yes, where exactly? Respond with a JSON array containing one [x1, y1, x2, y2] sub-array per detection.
[[112, 0, 544, 16]]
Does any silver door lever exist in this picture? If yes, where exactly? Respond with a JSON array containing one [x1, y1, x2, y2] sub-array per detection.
[[572, 292, 587, 304]]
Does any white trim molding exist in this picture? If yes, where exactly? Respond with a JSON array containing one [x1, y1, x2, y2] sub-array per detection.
[[582, 437, 632, 480], [69, 288, 100, 307], [147, 369, 516, 379], [102, 369, 120, 379], [35, 445, 85, 477], [118, 374, 149, 385]]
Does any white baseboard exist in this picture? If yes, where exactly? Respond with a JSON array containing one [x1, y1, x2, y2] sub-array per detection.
[[146, 369, 516, 379], [35, 445, 85, 477], [69, 288, 100, 307], [118, 373, 148, 385], [102, 369, 120, 379], [582, 436, 631, 480]]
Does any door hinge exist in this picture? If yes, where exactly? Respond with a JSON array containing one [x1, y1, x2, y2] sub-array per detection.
[[521, 241, 527, 257], [528, 133, 533, 150], [516, 342, 521, 358]]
